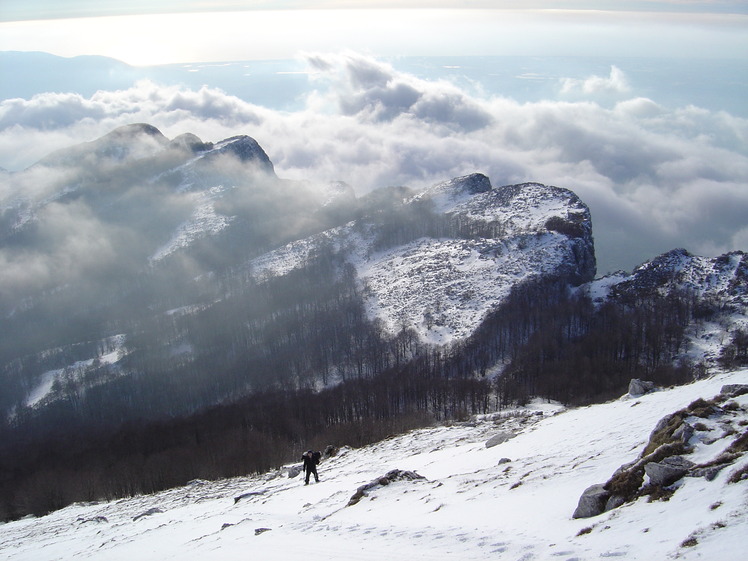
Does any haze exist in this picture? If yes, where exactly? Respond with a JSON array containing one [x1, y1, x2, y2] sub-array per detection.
[[0, 1, 746, 274]]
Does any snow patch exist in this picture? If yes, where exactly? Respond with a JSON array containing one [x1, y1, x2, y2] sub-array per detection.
[[24, 334, 127, 408]]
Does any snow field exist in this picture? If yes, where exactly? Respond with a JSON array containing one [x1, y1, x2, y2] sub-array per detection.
[[1, 370, 746, 560]]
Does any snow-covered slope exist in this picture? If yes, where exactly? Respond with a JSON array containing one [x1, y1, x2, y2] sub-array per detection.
[[2, 370, 745, 561], [20, 334, 128, 411], [250, 175, 595, 343], [585, 249, 748, 367]]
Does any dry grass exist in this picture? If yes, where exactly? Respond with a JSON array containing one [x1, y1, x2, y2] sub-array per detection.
[[727, 464, 748, 484], [643, 412, 687, 456], [681, 536, 698, 548]]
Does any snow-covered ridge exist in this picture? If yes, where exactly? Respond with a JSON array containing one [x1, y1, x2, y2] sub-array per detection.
[[358, 231, 586, 343], [3, 370, 745, 560], [585, 249, 748, 367], [249, 174, 595, 344]]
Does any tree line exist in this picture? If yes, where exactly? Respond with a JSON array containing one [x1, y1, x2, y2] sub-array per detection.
[[0, 270, 708, 521]]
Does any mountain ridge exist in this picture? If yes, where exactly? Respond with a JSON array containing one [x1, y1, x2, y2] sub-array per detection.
[[0, 125, 746, 524], [1, 124, 744, 418]]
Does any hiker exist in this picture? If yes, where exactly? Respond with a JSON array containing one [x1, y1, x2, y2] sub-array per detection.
[[301, 450, 321, 484]]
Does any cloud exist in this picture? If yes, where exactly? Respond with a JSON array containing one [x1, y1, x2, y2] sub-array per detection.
[[306, 52, 493, 130], [560, 65, 631, 98], [0, 52, 746, 276], [0, 81, 264, 169]]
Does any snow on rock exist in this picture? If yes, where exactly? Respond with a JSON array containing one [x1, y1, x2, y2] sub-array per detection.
[[2, 370, 746, 561], [249, 176, 595, 345], [358, 232, 581, 343], [584, 249, 748, 368]]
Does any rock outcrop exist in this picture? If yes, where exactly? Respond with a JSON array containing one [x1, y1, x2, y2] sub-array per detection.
[[347, 469, 426, 507], [573, 388, 748, 518]]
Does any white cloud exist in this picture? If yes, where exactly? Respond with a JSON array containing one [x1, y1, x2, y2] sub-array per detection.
[[1, 52, 746, 275], [560, 65, 631, 97]]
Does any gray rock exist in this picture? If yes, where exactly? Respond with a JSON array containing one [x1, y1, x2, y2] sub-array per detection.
[[486, 432, 515, 448], [323, 444, 339, 459], [644, 456, 695, 486], [604, 494, 626, 511], [78, 515, 108, 524], [572, 484, 610, 519], [286, 465, 303, 479], [689, 465, 725, 481], [720, 384, 748, 397], [629, 379, 656, 397], [347, 469, 425, 507], [498, 458, 512, 465], [672, 422, 694, 445], [132, 507, 163, 522], [234, 491, 265, 504]]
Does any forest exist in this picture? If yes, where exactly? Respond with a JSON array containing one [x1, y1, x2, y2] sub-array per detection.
[[0, 170, 732, 521], [0, 264, 707, 520]]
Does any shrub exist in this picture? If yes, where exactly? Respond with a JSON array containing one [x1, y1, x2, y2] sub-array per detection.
[[544, 216, 586, 238], [727, 464, 748, 484]]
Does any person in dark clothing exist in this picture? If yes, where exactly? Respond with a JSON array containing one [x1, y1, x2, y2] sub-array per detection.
[[301, 450, 321, 484]]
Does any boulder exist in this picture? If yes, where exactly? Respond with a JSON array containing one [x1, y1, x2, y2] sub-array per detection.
[[672, 422, 694, 446], [720, 384, 748, 398], [644, 456, 695, 487], [486, 432, 515, 448], [132, 507, 163, 522], [323, 444, 339, 459], [604, 494, 626, 511], [628, 379, 656, 397], [286, 465, 303, 479], [572, 484, 610, 519], [347, 469, 425, 507], [234, 491, 265, 504]]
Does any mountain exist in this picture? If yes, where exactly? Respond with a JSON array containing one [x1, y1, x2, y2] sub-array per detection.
[[0, 51, 138, 101], [0, 123, 596, 420], [585, 248, 747, 368], [1, 369, 745, 560], [0, 124, 746, 522]]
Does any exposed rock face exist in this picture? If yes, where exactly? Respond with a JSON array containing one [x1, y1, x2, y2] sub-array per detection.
[[572, 388, 748, 518]]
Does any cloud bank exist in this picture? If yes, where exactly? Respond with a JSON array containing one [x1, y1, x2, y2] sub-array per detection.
[[1, 52, 746, 274]]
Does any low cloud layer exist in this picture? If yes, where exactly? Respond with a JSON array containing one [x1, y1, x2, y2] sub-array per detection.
[[1, 52, 746, 274]]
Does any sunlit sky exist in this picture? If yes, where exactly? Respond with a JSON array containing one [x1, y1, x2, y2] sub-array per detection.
[[1, 1, 746, 65], [1, 1, 747, 274]]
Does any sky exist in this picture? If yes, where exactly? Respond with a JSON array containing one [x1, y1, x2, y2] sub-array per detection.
[[0, 1, 747, 274], [1, 4, 747, 64]]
